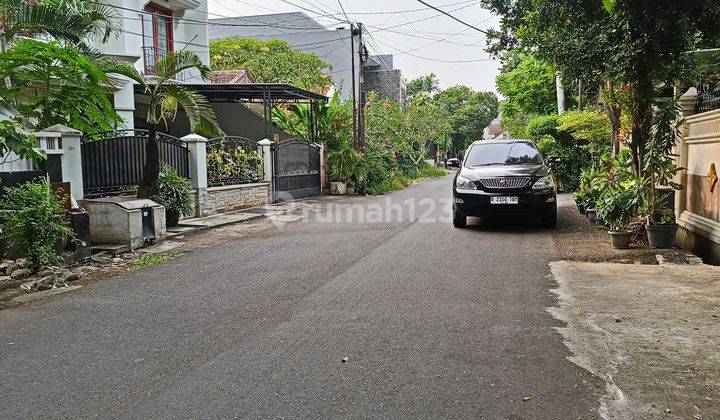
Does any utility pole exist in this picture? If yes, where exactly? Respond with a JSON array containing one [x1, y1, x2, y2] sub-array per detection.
[[349, 23, 358, 148], [357, 22, 365, 151], [556, 71, 566, 115]]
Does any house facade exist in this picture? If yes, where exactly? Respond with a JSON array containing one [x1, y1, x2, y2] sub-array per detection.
[[95, 0, 211, 129], [363, 54, 406, 104]]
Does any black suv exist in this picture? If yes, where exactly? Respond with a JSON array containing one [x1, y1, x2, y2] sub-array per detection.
[[452, 139, 558, 228]]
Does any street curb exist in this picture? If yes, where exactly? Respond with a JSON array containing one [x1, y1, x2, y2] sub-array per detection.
[[167, 213, 266, 239]]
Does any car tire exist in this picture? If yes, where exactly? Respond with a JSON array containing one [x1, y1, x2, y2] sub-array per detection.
[[541, 206, 557, 228], [453, 209, 467, 228]]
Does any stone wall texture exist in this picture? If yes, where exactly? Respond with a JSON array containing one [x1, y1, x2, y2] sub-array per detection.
[[364, 69, 405, 103], [196, 182, 270, 216]]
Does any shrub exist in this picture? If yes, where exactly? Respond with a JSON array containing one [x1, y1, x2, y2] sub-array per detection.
[[0, 178, 73, 271], [152, 164, 194, 217]]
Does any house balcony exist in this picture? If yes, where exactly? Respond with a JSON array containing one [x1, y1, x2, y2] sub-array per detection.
[[142, 46, 190, 82]]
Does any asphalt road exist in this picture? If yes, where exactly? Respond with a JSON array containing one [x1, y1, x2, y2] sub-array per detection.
[[0, 174, 601, 418]]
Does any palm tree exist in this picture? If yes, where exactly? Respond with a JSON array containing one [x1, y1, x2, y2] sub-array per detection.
[[108, 51, 223, 198], [1, 0, 118, 49]]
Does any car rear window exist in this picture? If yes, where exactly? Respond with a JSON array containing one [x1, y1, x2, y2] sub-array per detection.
[[464, 142, 543, 166]]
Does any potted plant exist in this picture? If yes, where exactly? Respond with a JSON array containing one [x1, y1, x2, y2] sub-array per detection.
[[573, 191, 587, 214], [643, 97, 685, 248], [152, 164, 194, 227], [596, 177, 646, 249], [327, 136, 364, 195]]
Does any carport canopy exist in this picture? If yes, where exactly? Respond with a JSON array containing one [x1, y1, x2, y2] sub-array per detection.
[[134, 83, 328, 140]]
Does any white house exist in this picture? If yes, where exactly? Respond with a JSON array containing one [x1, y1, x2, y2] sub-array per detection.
[[95, 0, 211, 129]]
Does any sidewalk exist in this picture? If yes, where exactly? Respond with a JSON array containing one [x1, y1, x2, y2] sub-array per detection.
[[549, 196, 720, 419], [549, 262, 720, 419]]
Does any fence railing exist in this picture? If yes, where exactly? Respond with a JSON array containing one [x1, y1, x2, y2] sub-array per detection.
[[697, 84, 720, 114], [81, 129, 189, 197], [206, 136, 264, 187]]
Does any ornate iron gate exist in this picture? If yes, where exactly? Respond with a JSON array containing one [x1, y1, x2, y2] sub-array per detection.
[[272, 139, 321, 202], [81, 130, 189, 197]]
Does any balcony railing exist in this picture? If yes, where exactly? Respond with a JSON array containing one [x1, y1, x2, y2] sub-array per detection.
[[697, 85, 720, 114], [142, 46, 193, 81], [142, 45, 167, 75]]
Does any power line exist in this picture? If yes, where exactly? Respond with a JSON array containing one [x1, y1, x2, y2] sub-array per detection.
[[413, 0, 490, 34]]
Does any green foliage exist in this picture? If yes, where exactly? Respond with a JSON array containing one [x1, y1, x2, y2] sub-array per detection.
[[644, 96, 685, 223], [1, 0, 119, 48], [108, 51, 222, 198], [326, 136, 364, 183], [206, 144, 263, 185], [482, 0, 720, 174], [433, 86, 498, 148], [0, 179, 73, 272], [496, 54, 558, 136], [210, 37, 333, 93], [0, 118, 44, 164], [152, 165, 194, 217], [406, 73, 439, 97], [556, 110, 611, 157], [596, 176, 647, 232], [132, 254, 171, 268], [0, 39, 121, 133], [527, 114, 560, 140], [272, 91, 353, 146]]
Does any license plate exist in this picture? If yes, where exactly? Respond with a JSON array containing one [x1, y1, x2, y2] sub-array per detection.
[[491, 196, 519, 205]]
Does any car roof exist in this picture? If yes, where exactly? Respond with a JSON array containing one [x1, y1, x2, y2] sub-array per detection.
[[470, 139, 534, 146]]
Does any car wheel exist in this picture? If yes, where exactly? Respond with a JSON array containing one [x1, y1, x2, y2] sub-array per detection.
[[453, 209, 467, 228], [541, 206, 557, 228]]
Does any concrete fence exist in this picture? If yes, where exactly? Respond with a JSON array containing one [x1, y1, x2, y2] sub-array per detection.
[[182, 134, 273, 217], [676, 88, 720, 263]]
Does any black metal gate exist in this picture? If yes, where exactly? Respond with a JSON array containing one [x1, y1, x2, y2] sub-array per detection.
[[272, 139, 321, 202], [81, 129, 189, 197]]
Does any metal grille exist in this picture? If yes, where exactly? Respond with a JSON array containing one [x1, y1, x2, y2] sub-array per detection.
[[81, 129, 189, 197], [477, 177, 531, 190], [272, 139, 321, 201], [206, 136, 263, 187]]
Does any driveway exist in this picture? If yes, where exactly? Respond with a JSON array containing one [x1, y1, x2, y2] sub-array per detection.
[[0, 174, 602, 418]]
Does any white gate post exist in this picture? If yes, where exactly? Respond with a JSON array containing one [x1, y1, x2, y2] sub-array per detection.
[[182, 133, 208, 217], [258, 139, 273, 182], [41, 124, 84, 200]]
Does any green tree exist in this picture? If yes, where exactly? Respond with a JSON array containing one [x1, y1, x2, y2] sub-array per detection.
[[210, 37, 333, 93], [406, 73, 439, 97], [433, 85, 498, 147], [1, 0, 118, 49], [481, 0, 720, 175], [0, 40, 121, 133], [108, 52, 223, 198], [271, 92, 352, 147]]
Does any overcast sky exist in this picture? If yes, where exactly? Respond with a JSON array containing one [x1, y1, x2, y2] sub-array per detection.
[[208, 0, 502, 94]]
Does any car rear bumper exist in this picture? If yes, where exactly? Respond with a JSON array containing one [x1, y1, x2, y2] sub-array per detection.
[[453, 188, 556, 217]]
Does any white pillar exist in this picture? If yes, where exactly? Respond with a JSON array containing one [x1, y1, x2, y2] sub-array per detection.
[[258, 138, 273, 182], [182, 133, 208, 189], [676, 87, 698, 219], [556, 71, 566, 115], [114, 79, 136, 129], [41, 124, 84, 200], [182, 134, 208, 217]]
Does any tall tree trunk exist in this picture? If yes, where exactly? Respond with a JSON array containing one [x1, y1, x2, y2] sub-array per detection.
[[137, 125, 160, 199]]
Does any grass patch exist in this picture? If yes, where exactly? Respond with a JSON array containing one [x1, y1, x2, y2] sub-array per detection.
[[131, 254, 171, 268]]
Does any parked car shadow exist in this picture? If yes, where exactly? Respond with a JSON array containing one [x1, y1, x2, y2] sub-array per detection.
[[463, 215, 550, 233]]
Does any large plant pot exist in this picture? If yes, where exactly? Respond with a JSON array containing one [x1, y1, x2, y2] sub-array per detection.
[[330, 182, 347, 195], [586, 208, 597, 225], [608, 231, 632, 249], [166, 210, 180, 228], [646, 223, 678, 249]]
